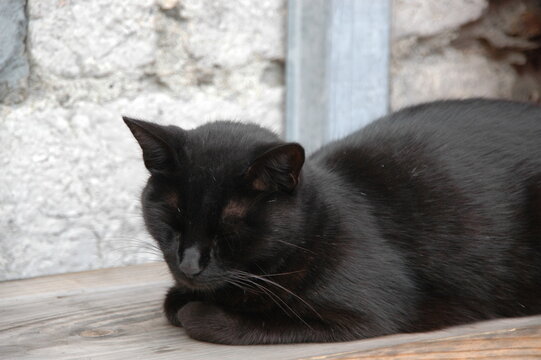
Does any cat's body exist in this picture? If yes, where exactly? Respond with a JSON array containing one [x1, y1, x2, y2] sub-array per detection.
[[124, 99, 541, 344]]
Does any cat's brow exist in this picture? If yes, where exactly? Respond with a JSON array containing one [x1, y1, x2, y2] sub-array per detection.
[[164, 192, 179, 208], [222, 199, 249, 218]]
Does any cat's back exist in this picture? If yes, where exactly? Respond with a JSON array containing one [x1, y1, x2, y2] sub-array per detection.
[[313, 99, 541, 181], [309, 99, 541, 316]]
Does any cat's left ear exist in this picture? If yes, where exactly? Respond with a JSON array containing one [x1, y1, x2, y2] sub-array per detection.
[[245, 143, 305, 192], [123, 116, 179, 175]]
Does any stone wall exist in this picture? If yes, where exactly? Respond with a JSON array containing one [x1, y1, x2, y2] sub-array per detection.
[[0, 0, 286, 281], [392, 0, 541, 110], [2, 0, 540, 280], [0, 0, 29, 104]]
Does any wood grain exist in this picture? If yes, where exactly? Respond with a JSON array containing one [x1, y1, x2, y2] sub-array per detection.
[[1, 262, 540, 359], [0, 262, 171, 299], [305, 327, 541, 359]]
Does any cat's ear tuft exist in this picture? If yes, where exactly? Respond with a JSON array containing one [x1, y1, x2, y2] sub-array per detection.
[[123, 116, 178, 175], [245, 143, 305, 192]]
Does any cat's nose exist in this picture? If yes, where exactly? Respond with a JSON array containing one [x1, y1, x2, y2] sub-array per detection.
[[179, 246, 202, 278]]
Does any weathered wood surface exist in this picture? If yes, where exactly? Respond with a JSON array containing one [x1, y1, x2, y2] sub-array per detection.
[[1, 263, 540, 360]]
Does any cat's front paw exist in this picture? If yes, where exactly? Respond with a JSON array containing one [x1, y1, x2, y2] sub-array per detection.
[[179, 302, 234, 343], [163, 286, 192, 327]]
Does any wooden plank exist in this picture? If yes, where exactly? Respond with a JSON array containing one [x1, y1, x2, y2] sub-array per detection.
[[304, 326, 541, 359], [1, 263, 540, 359], [285, 0, 390, 153], [0, 261, 171, 299]]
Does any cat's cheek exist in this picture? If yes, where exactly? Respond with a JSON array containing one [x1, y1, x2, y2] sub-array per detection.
[[179, 302, 236, 344]]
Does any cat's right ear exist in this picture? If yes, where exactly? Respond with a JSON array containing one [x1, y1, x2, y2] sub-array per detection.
[[123, 117, 179, 175], [245, 143, 305, 193]]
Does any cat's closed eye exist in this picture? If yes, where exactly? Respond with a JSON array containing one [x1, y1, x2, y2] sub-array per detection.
[[171, 232, 181, 243], [221, 199, 250, 220], [164, 191, 179, 208]]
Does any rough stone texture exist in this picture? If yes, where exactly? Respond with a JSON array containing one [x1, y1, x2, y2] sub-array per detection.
[[0, 0, 29, 104], [154, 0, 285, 94], [27, 0, 157, 105], [1, 0, 285, 281], [6, 0, 540, 281], [393, 0, 488, 39], [392, 45, 517, 110], [391, 0, 541, 110]]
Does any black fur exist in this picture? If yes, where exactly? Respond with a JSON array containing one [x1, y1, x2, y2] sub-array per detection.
[[124, 99, 541, 344]]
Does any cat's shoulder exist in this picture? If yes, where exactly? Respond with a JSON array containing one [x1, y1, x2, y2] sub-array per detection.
[[387, 98, 539, 126], [312, 98, 541, 158]]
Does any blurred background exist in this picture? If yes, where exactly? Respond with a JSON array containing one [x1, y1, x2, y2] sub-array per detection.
[[1, 0, 540, 281]]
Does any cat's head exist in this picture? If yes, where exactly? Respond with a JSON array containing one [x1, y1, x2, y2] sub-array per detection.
[[124, 117, 306, 291]]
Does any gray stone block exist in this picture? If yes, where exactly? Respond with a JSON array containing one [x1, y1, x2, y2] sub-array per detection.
[[0, 0, 29, 104], [0, 91, 284, 281], [390, 0, 540, 110], [392, 48, 516, 110], [1, 0, 285, 281], [393, 0, 488, 39]]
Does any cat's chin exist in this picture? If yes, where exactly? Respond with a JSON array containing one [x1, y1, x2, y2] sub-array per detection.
[[174, 276, 227, 292]]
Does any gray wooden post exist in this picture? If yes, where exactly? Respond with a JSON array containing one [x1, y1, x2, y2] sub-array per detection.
[[286, 0, 391, 153]]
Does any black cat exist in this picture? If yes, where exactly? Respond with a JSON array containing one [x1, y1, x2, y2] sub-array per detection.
[[123, 98, 541, 344]]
